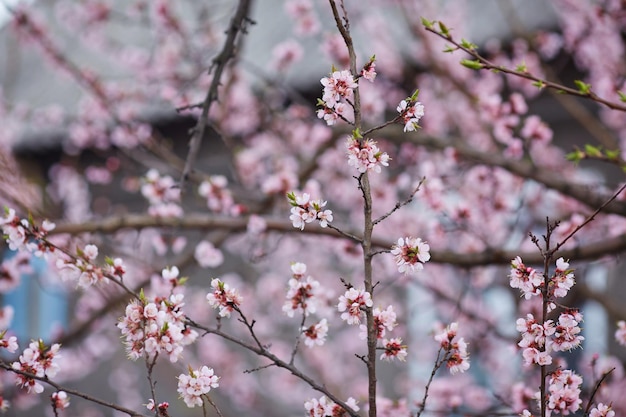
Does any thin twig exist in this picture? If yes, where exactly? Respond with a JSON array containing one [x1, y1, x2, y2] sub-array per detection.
[[180, 0, 253, 186], [0, 362, 145, 416]]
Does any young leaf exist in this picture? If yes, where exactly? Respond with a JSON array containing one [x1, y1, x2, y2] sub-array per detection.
[[574, 80, 591, 94], [420, 17, 434, 29], [460, 59, 484, 70], [437, 21, 450, 36]]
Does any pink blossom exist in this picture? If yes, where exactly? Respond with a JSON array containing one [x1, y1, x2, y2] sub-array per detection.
[[509, 256, 543, 299], [397, 99, 425, 132], [546, 369, 582, 415], [206, 278, 242, 318], [320, 70, 357, 109], [304, 395, 359, 417], [51, 391, 70, 410], [589, 403, 616, 417], [391, 237, 430, 274], [302, 319, 329, 348], [338, 288, 373, 325], [361, 59, 377, 81], [346, 136, 390, 173], [198, 176, 235, 215], [177, 366, 219, 408], [287, 191, 333, 230], [360, 305, 397, 340], [272, 39, 303, 71], [194, 240, 224, 268], [12, 339, 61, 394], [283, 275, 321, 317], [380, 337, 407, 361]]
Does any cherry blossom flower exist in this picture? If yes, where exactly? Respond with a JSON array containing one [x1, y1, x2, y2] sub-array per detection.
[[346, 136, 390, 173], [117, 293, 197, 363], [546, 369, 582, 415], [146, 399, 170, 414], [283, 275, 321, 317], [141, 169, 182, 218], [338, 288, 373, 325], [194, 240, 224, 268], [198, 176, 235, 215], [287, 191, 333, 230], [615, 320, 626, 346], [0, 331, 18, 353], [391, 237, 430, 274], [320, 70, 357, 109], [434, 323, 471, 373], [397, 99, 425, 132], [12, 340, 61, 394], [552, 311, 584, 352], [589, 403, 616, 417], [206, 278, 242, 318], [361, 58, 377, 81], [304, 395, 359, 417], [51, 391, 70, 410], [550, 257, 575, 298], [509, 256, 543, 299], [380, 337, 407, 361], [271, 39, 303, 72], [360, 305, 397, 340], [177, 366, 219, 408], [302, 319, 329, 347]]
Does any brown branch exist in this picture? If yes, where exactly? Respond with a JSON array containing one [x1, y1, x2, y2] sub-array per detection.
[[180, 0, 253, 185], [49, 212, 626, 267]]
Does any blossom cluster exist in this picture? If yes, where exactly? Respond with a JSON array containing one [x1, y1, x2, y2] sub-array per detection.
[[360, 305, 397, 340], [510, 257, 574, 303], [0, 208, 55, 255], [55, 244, 122, 288], [287, 192, 333, 230], [346, 136, 390, 174], [117, 283, 198, 362], [434, 322, 471, 374], [391, 237, 431, 274], [516, 311, 584, 366], [396, 98, 425, 132], [198, 175, 238, 215], [546, 369, 583, 416], [317, 69, 357, 126], [177, 366, 220, 408], [11, 339, 61, 394], [337, 287, 372, 325], [141, 169, 182, 217], [206, 278, 243, 318], [304, 395, 359, 417], [283, 262, 321, 317]]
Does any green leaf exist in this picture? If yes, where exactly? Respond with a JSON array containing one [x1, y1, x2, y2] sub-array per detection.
[[410, 89, 420, 101], [352, 128, 363, 139], [515, 62, 528, 73], [420, 17, 434, 29], [460, 38, 477, 51], [574, 80, 591, 94], [618, 90, 626, 103], [438, 21, 450, 36], [443, 44, 456, 53], [565, 149, 585, 163], [532, 80, 546, 89], [584, 144, 602, 158], [460, 59, 484, 70], [605, 149, 621, 160]]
